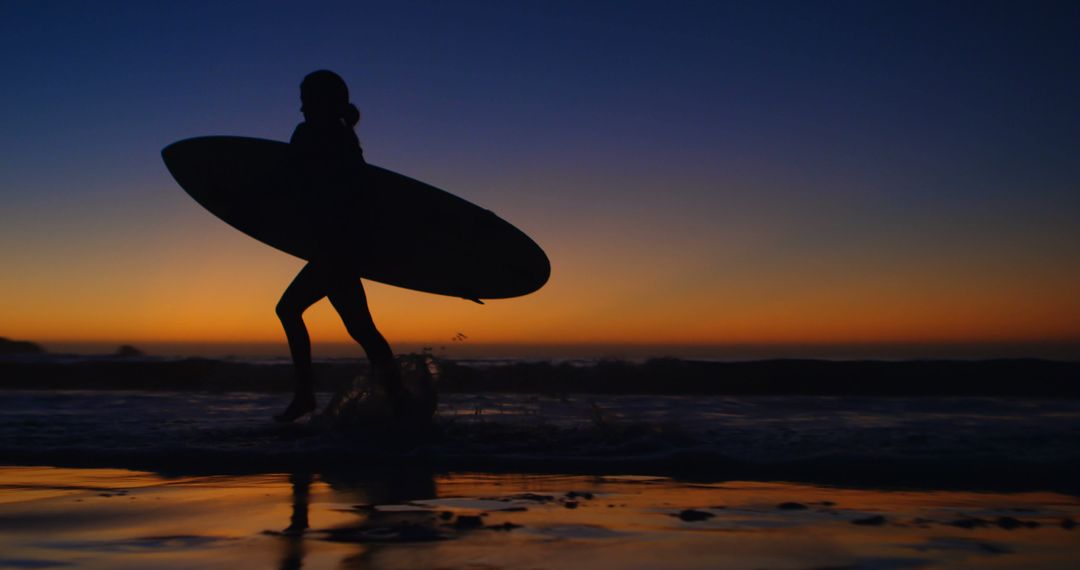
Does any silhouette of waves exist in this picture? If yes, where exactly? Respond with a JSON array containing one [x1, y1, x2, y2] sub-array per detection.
[[2, 355, 1079, 397]]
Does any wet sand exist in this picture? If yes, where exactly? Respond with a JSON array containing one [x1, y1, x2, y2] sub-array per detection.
[[1, 467, 1078, 569]]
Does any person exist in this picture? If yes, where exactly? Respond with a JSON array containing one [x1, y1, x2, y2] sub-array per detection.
[[273, 70, 405, 423]]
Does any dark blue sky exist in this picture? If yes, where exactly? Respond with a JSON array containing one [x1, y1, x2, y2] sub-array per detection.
[[2, 1, 1079, 353], [5, 1, 1077, 193]]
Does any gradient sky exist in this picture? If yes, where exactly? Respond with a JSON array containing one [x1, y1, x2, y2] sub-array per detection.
[[2, 1, 1079, 357]]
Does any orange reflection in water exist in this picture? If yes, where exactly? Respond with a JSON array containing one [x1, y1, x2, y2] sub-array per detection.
[[1, 467, 1079, 570]]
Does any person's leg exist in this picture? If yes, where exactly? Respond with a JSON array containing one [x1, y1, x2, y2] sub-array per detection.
[[274, 263, 330, 422], [326, 276, 403, 400]]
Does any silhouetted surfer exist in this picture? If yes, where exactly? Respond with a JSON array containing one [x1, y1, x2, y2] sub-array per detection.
[[163, 70, 548, 422], [274, 70, 404, 423]]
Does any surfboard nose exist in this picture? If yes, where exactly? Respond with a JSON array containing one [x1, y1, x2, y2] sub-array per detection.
[[162, 141, 189, 185], [162, 140, 196, 184], [162, 138, 228, 215], [162, 138, 219, 205]]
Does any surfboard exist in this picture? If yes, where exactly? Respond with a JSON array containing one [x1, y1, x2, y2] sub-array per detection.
[[162, 136, 549, 301]]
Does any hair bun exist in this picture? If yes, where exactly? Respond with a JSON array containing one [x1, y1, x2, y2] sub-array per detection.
[[343, 103, 361, 127]]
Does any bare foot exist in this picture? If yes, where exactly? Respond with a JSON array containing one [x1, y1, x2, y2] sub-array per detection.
[[274, 393, 317, 423]]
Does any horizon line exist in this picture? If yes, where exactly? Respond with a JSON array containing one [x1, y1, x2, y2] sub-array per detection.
[[26, 339, 1080, 361]]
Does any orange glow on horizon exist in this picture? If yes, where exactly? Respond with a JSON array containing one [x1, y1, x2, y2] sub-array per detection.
[[4, 181, 1080, 354]]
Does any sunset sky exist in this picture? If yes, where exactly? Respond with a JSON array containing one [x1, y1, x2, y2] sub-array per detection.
[[2, 1, 1078, 358]]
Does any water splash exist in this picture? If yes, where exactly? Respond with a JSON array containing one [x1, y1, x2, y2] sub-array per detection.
[[314, 353, 440, 428]]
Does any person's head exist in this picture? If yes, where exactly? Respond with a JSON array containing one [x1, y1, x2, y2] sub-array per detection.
[[300, 70, 360, 127]]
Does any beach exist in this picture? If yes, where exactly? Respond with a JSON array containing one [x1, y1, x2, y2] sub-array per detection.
[[2, 365, 1079, 568], [2, 468, 1078, 569]]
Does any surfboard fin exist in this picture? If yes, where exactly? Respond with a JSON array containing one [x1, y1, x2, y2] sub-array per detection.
[[465, 297, 484, 305]]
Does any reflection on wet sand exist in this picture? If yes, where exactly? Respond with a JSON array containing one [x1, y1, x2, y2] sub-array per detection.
[[277, 472, 310, 570], [276, 466, 441, 569], [1, 466, 1078, 569]]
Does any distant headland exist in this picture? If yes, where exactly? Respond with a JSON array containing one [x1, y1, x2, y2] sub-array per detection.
[[0, 337, 44, 355]]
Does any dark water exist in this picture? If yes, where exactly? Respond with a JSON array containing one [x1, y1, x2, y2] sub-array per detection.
[[2, 391, 1078, 487]]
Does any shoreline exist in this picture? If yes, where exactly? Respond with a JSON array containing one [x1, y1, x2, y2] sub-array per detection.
[[2, 389, 1078, 495], [6, 446, 1078, 496], [1, 356, 1078, 397]]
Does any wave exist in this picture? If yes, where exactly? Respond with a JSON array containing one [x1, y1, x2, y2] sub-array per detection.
[[1, 390, 1078, 493]]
